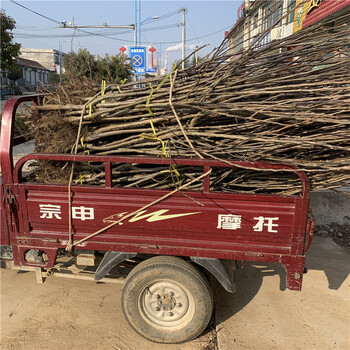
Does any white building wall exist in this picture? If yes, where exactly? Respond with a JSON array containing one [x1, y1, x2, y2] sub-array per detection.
[[19, 48, 59, 72], [228, 0, 299, 54]]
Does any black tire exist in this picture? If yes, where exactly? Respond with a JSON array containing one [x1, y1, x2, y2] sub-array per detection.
[[121, 255, 213, 344]]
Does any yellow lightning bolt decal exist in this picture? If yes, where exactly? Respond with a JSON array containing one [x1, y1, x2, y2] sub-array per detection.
[[129, 209, 200, 222], [103, 209, 200, 224]]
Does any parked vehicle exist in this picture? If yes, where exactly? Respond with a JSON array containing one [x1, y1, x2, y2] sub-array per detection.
[[0, 95, 314, 343]]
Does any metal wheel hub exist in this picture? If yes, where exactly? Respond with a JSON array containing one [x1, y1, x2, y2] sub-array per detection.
[[156, 292, 177, 311], [138, 280, 195, 330]]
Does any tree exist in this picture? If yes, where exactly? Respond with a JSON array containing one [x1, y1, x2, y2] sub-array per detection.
[[48, 72, 60, 84], [7, 66, 21, 83], [63, 49, 132, 84], [0, 11, 21, 72], [63, 49, 96, 81], [94, 54, 133, 83]]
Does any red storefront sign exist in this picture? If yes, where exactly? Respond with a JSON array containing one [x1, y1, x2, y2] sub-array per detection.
[[303, 0, 350, 28]]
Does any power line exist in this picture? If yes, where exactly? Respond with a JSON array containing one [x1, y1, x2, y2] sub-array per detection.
[[16, 26, 59, 30], [14, 24, 233, 45], [15, 23, 181, 36], [142, 9, 180, 25], [143, 23, 180, 32], [9, 0, 232, 47], [193, 24, 232, 42], [187, 17, 200, 46], [9, 0, 64, 25]]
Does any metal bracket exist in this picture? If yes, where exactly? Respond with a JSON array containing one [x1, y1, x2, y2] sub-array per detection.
[[4, 186, 15, 205], [0, 245, 13, 260]]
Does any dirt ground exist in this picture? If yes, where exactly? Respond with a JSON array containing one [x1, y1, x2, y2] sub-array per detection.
[[0, 265, 216, 350], [215, 236, 350, 350], [1, 235, 349, 350]]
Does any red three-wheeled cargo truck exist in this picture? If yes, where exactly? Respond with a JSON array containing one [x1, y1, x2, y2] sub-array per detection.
[[0, 95, 314, 343]]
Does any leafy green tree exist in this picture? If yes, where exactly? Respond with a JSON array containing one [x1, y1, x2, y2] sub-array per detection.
[[63, 48, 96, 81], [94, 54, 133, 83], [7, 66, 21, 82], [0, 11, 21, 72], [48, 72, 60, 84], [63, 49, 132, 84]]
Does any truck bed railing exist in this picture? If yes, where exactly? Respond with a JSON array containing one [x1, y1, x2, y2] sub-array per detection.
[[13, 153, 310, 197]]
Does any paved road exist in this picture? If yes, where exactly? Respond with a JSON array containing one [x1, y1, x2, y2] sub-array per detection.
[[1, 95, 19, 112], [1, 94, 34, 114]]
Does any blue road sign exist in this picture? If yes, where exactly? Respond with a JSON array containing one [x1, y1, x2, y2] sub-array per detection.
[[130, 47, 146, 75], [146, 67, 157, 74]]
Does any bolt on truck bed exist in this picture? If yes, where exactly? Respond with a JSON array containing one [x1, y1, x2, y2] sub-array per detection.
[[1, 96, 314, 291]]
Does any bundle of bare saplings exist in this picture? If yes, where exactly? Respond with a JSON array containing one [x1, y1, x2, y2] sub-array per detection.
[[29, 12, 350, 196]]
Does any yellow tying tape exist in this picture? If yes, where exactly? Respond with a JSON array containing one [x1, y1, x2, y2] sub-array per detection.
[[80, 136, 96, 174], [149, 115, 157, 136], [89, 103, 93, 120], [171, 165, 181, 186], [145, 72, 172, 118], [171, 165, 181, 180], [80, 135, 85, 149], [143, 73, 174, 157], [86, 150, 97, 175], [160, 165, 182, 187], [146, 81, 155, 117], [101, 80, 106, 104], [140, 133, 169, 158], [75, 174, 86, 185], [141, 69, 182, 184], [116, 79, 126, 94]]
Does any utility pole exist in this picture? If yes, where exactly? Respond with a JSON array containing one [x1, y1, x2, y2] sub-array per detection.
[[135, 0, 141, 46], [181, 8, 186, 70]]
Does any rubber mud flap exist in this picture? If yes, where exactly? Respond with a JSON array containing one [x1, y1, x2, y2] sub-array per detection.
[[94, 251, 137, 280]]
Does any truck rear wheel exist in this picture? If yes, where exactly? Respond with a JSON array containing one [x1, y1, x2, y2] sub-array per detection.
[[121, 255, 213, 343]]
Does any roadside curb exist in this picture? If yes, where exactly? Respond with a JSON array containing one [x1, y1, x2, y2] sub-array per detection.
[[310, 190, 350, 225]]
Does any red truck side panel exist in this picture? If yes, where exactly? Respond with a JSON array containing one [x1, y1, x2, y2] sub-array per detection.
[[23, 185, 303, 256], [1, 96, 312, 291]]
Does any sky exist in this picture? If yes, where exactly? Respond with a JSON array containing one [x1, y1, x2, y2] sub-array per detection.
[[1, 0, 242, 68]]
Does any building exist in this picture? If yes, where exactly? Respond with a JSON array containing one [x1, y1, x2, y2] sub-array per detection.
[[19, 48, 65, 73], [17, 57, 50, 88], [1, 57, 50, 93], [226, 0, 350, 54], [294, 0, 350, 30], [1, 46, 68, 94]]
